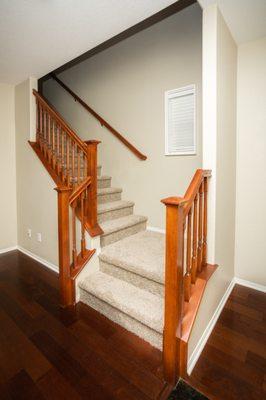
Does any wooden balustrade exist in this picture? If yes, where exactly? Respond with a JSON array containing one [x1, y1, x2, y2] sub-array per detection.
[[161, 169, 211, 384], [31, 90, 102, 307], [56, 178, 95, 307]]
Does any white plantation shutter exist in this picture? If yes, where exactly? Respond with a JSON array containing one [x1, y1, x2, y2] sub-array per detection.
[[165, 85, 196, 155]]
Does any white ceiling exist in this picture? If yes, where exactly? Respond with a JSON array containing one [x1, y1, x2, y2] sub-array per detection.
[[0, 0, 177, 84], [1, 1, 265, 85], [198, 0, 266, 44]]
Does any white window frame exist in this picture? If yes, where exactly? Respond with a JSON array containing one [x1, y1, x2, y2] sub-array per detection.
[[165, 84, 196, 156]]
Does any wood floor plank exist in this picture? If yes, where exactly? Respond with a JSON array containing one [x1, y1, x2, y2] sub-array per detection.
[[7, 369, 46, 400], [37, 368, 82, 400], [1, 250, 265, 400], [188, 285, 266, 400], [69, 319, 164, 399], [0, 308, 51, 382]]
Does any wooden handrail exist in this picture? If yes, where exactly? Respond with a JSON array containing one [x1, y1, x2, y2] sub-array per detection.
[[50, 73, 147, 161], [183, 169, 211, 216], [161, 168, 211, 384], [33, 89, 87, 153]]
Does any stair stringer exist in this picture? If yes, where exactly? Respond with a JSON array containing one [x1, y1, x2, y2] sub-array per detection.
[[75, 232, 101, 303]]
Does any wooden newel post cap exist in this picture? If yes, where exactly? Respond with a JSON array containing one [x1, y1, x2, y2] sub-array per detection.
[[161, 197, 187, 207], [84, 140, 101, 146], [54, 185, 72, 194]]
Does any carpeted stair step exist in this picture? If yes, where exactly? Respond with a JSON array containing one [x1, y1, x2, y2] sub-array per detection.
[[79, 271, 163, 349], [97, 187, 122, 204], [99, 230, 165, 296], [100, 214, 148, 247], [98, 200, 134, 223], [97, 175, 111, 189]]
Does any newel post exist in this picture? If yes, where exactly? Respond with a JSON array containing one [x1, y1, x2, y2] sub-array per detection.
[[85, 140, 103, 237], [161, 196, 186, 384], [55, 186, 73, 308]]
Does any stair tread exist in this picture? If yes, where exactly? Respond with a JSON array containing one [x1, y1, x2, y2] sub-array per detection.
[[99, 230, 165, 284], [98, 187, 122, 195], [98, 175, 111, 181], [79, 271, 163, 333], [98, 200, 134, 215], [100, 214, 148, 236]]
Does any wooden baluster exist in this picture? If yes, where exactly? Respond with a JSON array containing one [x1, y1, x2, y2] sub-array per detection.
[[66, 136, 70, 186], [80, 192, 86, 257], [191, 195, 198, 284], [85, 140, 103, 236], [72, 200, 77, 268], [161, 197, 186, 384], [43, 110, 47, 158], [56, 125, 60, 175], [61, 131, 65, 181], [55, 186, 73, 307], [83, 153, 87, 180], [36, 100, 39, 144], [184, 209, 192, 301], [39, 105, 43, 150], [202, 177, 208, 268], [71, 141, 75, 188], [197, 183, 203, 273], [47, 116, 50, 158], [52, 120, 56, 170], [77, 147, 81, 185]]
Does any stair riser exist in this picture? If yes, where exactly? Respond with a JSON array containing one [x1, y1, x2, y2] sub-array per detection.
[[98, 205, 134, 223], [79, 289, 162, 350], [100, 221, 147, 247], [97, 178, 111, 189], [99, 259, 164, 297], [98, 191, 121, 204]]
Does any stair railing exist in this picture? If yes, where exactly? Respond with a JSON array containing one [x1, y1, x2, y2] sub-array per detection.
[[161, 169, 211, 383], [32, 90, 102, 307], [50, 73, 147, 161]]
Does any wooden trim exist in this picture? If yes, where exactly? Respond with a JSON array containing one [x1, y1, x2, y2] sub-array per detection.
[[157, 383, 174, 400], [182, 264, 218, 343], [39, 0, 196, 82], [51, 74, 147, 161], [70, 249, 96, 280]]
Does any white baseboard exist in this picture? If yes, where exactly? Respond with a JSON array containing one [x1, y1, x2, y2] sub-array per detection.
[[234, 277, 266, 293], [147, 226, 165, 234], [187, 278, 235, 375], [17, 246, 59, 274], [0, 245, 18, 254]]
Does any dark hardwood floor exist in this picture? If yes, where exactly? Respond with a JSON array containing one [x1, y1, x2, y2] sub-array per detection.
[[0, 250, 168, 400], [186, 284, 266, 400], [0, 250, 265, 400]]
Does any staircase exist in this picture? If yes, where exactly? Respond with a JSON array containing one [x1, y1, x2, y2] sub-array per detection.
[[81, 164, 163, 349], [30, 87, 216, 391]]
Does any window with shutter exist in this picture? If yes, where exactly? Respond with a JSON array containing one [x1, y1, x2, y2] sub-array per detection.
[[165, 85, 196, 155]]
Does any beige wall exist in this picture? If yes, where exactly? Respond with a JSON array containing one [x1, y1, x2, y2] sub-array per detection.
[[43, 4, 202, 229], [188, 5, 237, 363], [15, 79, 59, 268], [0, 83, 17, 250], [235, 37, 266, 286]]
